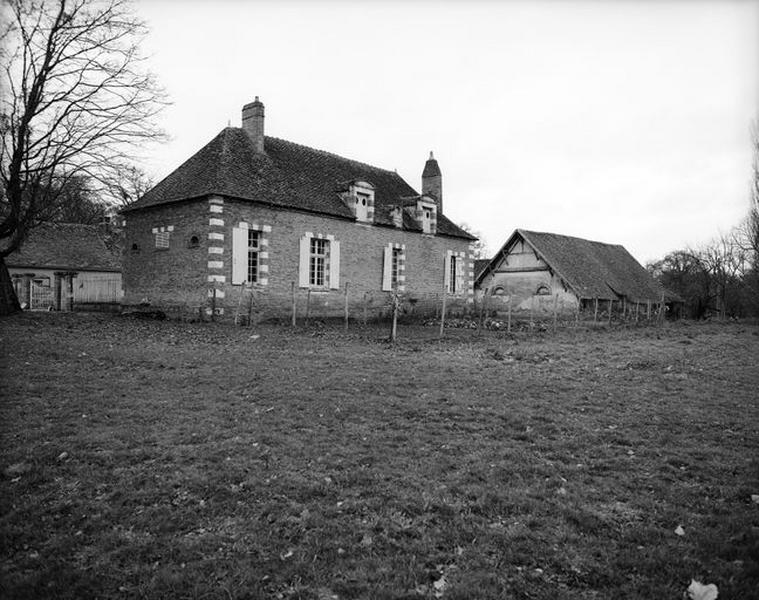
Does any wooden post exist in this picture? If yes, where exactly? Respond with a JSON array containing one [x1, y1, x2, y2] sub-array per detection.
[[305, 288, 311, 325], [290, 282, 296, 327], [439, 292, 447, 338], [659, 293, 665, 325], [575, 298, 580, 328], [622, 297, 626, 322], [507, 294, 512, 334], [593, 297, 598, 322], [344, 282, 350, 331], [530, 295, 534, 331], [647, 299, 651, 321], [479, 288, 488, 333], [234, 283, 245, 325], [247, 287, 254, 326], [608, 299, 613, 325], [391, 290, 399, 342], [552, 293, 558, 333], [211, 287, 217, 321], [635, 302, 639, 323], [363, 292, 368, 326]]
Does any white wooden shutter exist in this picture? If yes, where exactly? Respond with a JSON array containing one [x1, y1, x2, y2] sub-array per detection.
[[443, 253, 451, 294], [329, 240, 341, 289], [382, 244, 393, 291], [456, 256, 466, 294], [231, 226, 247, 284], [298, 235, 310, 288]]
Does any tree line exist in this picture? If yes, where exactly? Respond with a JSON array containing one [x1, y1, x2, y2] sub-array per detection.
[[647, 135, 759, 319]]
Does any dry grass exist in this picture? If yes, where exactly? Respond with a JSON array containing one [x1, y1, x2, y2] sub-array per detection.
[[1, 312, 758, 599]]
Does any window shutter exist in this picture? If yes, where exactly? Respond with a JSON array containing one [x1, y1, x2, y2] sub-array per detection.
[[329, 240, 341, 289], [444, 253, 451, 293], [456, 256, 466, 294], [382, 244, 393, 291], [298, 235, 310, 287], [231, 226, 247, 284]]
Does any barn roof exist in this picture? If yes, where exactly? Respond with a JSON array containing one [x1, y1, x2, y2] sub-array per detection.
[[123, 127, 474, 240], [477, 229, 682, 302], [5, 223, 121, 272]]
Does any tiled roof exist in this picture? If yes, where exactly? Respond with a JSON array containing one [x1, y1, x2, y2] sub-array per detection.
[[125, 128, 473, 240], [478, 229, 682, 302], [6, 223, 121, 272]]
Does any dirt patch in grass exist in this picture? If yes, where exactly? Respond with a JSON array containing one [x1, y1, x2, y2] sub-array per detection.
[[1, 313, 758, 599]]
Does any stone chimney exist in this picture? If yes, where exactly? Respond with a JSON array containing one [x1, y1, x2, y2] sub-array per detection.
[[422, 151, 442, 212], [241, 96, 265, 153]]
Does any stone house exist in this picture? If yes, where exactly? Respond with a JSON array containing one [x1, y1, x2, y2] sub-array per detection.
[[475, 229, 681, 316], [121, 98, 476, 319], [7, 222, 123, 311]]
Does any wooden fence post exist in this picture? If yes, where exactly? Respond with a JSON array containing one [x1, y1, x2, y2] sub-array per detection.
[[594, 297, 598, 322], [344, 282, 350, 331], [530, 295, 535, 331], [211, 287, 217, 321], [305, 288, 311, 325], [507, 294, 512, 334], [291, 282, 296, 327], [552, 294, 558, 333], [479, 288, 488, 333], [363, 292, 368, 326], [608, 299, 613, 325], [439, 292, 447, 338], [391, 291, 399, 342]]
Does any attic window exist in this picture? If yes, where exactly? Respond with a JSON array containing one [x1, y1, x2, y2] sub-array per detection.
[[355, 192, 369, 221], [188, 235, 200, 249], [492, 287, 505, 296], [131, 243, 140, 253], [536, 284, 551, 295]]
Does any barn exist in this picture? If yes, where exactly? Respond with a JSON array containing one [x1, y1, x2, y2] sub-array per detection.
[[475, 229, 682, 317]]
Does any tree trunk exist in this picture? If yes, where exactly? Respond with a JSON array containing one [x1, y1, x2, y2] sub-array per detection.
[[0, 256, 22, 316]]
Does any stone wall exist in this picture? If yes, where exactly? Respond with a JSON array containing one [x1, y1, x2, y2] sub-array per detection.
[[123, 197, 474, 320]]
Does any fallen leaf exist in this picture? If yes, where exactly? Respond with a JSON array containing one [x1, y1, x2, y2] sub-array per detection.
[[686, 579, 718, 600], [280, 549, 293, 560], [675, 525, 685, 536], [751, 494, 759, 504], [433, 575, 446, 598]]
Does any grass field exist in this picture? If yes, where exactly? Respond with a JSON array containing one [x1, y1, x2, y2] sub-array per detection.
[[1, 312, 758, 599]]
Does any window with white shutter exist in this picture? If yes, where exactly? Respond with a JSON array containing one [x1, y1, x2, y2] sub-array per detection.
[[299, 233, 339, 289]]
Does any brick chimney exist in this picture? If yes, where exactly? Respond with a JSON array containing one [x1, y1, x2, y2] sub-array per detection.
[[242, 96, 265, 153], [422, 151, 442, 212]]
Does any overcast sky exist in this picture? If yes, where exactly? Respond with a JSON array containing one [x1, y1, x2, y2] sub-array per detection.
[[135, 0, 758, 263]]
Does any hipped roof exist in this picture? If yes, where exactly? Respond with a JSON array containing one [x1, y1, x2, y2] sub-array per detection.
[[5, 223, 121, 272], [124, 127, 474, 240], [478, 229, 682, 303]]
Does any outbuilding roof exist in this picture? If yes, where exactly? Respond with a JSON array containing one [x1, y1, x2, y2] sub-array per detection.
[[477, 229, 682, 303], [124, 127, 474, 240], [6, 223, 121, 272]]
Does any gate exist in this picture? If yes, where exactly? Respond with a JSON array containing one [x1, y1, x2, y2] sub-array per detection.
[[30, 281, 55, 310]]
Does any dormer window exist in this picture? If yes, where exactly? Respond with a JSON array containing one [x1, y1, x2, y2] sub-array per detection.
[[417, 198, 437, 234], [345, 180, 375, 223], [355, 192, 369, 221]]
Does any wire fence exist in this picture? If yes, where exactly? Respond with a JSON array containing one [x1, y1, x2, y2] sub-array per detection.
[[131, 283, 676, 342]]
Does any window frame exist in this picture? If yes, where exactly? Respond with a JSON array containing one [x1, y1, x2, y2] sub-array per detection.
[[247, 229, 261, 284], [309, 237, 328, 287]]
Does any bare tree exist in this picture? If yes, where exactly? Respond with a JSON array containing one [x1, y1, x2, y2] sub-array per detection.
[[0, 0, 166, 314], [458, 222, 488, 259], [104, 163, 153, 208]]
